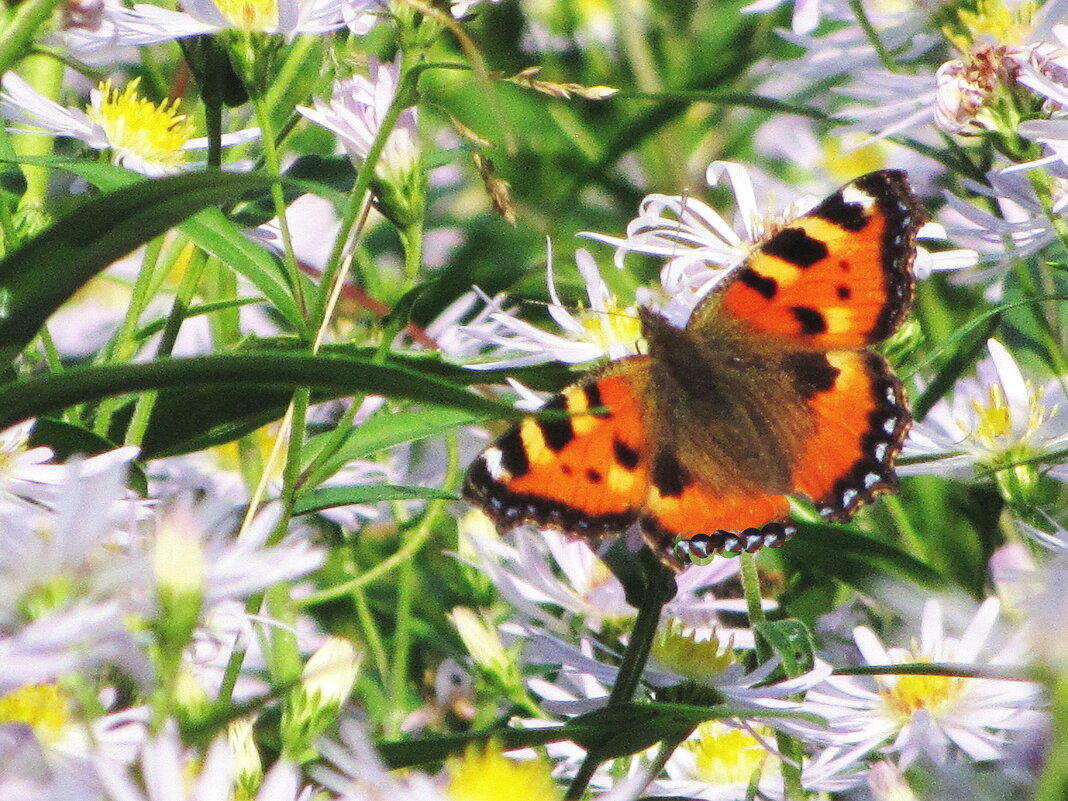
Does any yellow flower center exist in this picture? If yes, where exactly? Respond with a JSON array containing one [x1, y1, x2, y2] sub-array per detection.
[[881, 659, 965, 720], [689, 721, 775, 786], [954, 0, 1037, 48], [86, 78, 195, 171], [578, 302, 642, 354], [213, 0, 279, 31], [0, 684, 71, 745], [652, 619, 736, 683], [969, 381, 1054, 454], [446, 742, 561, 801]]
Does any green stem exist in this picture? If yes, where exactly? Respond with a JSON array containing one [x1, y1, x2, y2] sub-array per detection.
[[311, 64, 424, 327], [92, 237, 166, 437], [565, 559, 673, 801], [740, 551, 805, 800], [0, 0, 66, 77], [123, 248, 208, 446], [386, 554, 416, 739], [249, 90, 306, 318], [298, 431, 460, 608], [739, 551, 769, 662], [1036, 671, 1068, 801], [847, 0, 895, 72]]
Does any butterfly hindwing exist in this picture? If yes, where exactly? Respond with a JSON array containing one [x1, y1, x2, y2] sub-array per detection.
[[463, 365, 651, 538], [718, 170, 921, 349]]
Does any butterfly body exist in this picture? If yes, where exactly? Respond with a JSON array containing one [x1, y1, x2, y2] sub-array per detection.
[[464, 170, 923, 569]]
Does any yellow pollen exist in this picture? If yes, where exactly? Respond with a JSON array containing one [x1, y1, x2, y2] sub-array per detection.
[[957, 0, 1036, 46], [213, 0, 279, 30], [579, 302, 642, 354], [969, 381, 1052, 451], [446, 742, 561, 801], [881, 659, 965, 720], [689, 721, 774, 786], [652, 619, 736, 683], [86, 78, 195, 171], [0, 684, 71, 745]]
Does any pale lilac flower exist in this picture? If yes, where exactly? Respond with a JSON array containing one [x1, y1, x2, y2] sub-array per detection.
[[461, 518, 767, 647], [742, 0, 821, 34], [95, 722, 305, 801], [901, 339, 1068, 482], [299, 56, 419, 187], [0, 421, 135, 516], [66, 0, 377, 48], [794, 597, 1042, 768], [460, 245, 643, 369], [517, 623, 829, 711], [0, 73, 259, 177], [313, 718, 446, 800], [0, 443, 143, 625], [0, 604, 148, 693]]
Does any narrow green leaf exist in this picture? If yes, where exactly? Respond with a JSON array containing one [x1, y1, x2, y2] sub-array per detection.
[[292, 485, 456, 515], [0, 171, 276, 363], [0, 352, 514, 432], [781, 522, 948, 592], [303, 406, 491, 479]]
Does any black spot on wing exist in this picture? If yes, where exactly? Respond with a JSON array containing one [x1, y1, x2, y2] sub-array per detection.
[[836, 284, 852, 300], [538, 395, 574, 452], [782, 352, 840, 399], [652, 451, 691, 498], [497, 427, 529, 477], [583, 383, 609, 417], [586, 468, 603, 483], [613, 438, 640, 470], [762, 227, 829, 268], [791, 306, 828, 335], [737, 267, 778, 300], [812, 192, 869, 231]]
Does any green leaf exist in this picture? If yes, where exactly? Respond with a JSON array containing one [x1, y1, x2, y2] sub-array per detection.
[[0, 157, 307, 333], [0, 352, 514, 434], [0, 171, 277, 363], [303, 406, 491, 480], [781, 522, 948, 593], [752, 619, 815, 677], [292, 484, 456, 515]]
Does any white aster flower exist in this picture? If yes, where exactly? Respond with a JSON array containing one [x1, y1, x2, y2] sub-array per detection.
[[96, 721, 305, 801], [0, 73, 258, 176], [0, 442, 143, 625], [901, 339, 1068, 487], [518, 623, 829, 713], [651, 721, 868, 800], [313, 718, 448, 800], [460, 245, 643, 369], [299, 56, 420, 187], [794, 597, 1042, 768], [67, 0, 378, 48], [461, 518, 767, 647]]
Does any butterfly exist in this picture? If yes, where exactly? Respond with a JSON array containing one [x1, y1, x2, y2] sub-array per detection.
[[464, 170, 923, 570]]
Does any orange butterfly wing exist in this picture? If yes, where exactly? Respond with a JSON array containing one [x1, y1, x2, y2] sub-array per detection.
[[721, 171, 917, 349]]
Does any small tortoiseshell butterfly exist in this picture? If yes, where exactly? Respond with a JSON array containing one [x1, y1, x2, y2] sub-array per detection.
[[464, 170, 923, 570]]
